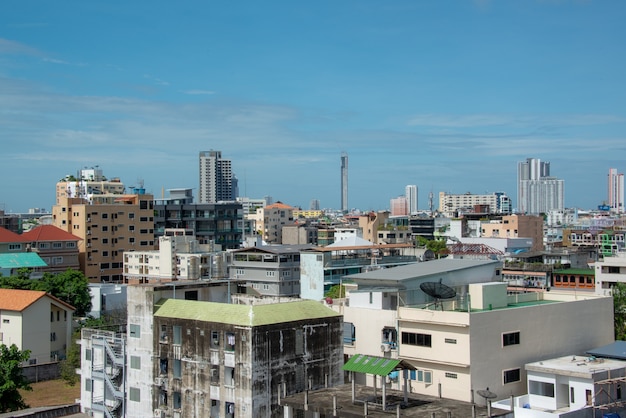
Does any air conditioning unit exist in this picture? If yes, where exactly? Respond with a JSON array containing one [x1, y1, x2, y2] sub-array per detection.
[[154, 409, 165, 418], [381, 344, 391, 352]]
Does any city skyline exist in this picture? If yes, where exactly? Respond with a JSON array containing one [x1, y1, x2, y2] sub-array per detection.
[[1, 1, 626, 213]]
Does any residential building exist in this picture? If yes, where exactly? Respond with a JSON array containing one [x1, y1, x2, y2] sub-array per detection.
[[409, 215, 435, 241], [390, 196, 408, 217], [609, 168, 625, 214], [341, 152, 348, 213], [438, 192, 511, 217], [149, 299, 342, 418], [258, 202, 295, 245], [357, 211, 390, 244], [84, 282, 342, 418], [406, 185, 418, 215], [80, 281, 232, 418], [0, 226, 24, 253], [334, 226, 363, 243], [593, 251, 626, 295], [299, 240, 418, 301], [333, 260, 614, 404], [293, 209, 324, 219], [52, 188, 156, 283], [0, 289, 74, 364], [517, 157, 565, 214], [309, 198, 320, 211], [494, 352, 626, 417], [230, 244, 312, 297], [87, 283, 127, 319], [480, 214, 544, 251], [56, 167, 126, 204], [281, 223, 318, 245], [199, 150, 237, 204], [123, 231, 230, 283], [20, 225, 81, 274], [154, 197, 243, 250]]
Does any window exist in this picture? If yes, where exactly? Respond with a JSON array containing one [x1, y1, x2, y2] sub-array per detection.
[[39, 243, 50, 249], [503, 331, 520, 346], [102, 213, 108, 219], [53, 242, 63, 249], [224, 366, 235, 387], [344, 322, 356, 344], [410, 369, 433, 384], [401, 332, 432, 347], [173, 359, 182, 378], [8, 244, 21, 251], [211, 331, 220, 348], [129, 213, 135, 219], [225, 332, 235, 351], [503, 368, 521, 384], [129, 324, 140, 338], [445, 338, 457, 344], [173, 391, 181, 409], [160, 358, 168, 374], [102, 226, 108, 232], [235, 269, 244, 276], [529, 380, 555, 397], [129, 387, 140, 402], [66, 242, 76, 248], [129, 225, 135, 232], [85, 378, 92, 392], [445, 372, 457, 379], [2, 319, 8, 324], [51, 312, 54, 322], [571, 387, 575, 403], [85, 349, 91, 361], [173, 326, 182, 345], [130, 356, 141, 369], [266, 271, 276, 277]]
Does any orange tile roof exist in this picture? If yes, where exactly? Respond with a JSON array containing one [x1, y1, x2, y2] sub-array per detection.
[[0, 289, 75, 312], [20, 225, 81, 242], [265, 201, 295, 210], [0, 227, 23, 243], [0, 289, 47, 311]]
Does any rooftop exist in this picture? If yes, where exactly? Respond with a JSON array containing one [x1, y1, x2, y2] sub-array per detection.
[[526, 354, 626, 379], [154, 299, 341, 326]]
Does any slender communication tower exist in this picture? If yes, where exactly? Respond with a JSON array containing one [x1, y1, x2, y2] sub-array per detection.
[[341, 152, 348, 213]]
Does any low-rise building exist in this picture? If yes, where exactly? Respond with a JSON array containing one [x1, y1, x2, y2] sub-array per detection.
[[0, 289, 74, 364], [20, 225, 81, 274]]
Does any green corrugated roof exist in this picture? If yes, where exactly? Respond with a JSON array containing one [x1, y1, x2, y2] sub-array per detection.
[[154, 299, 341, 327], [0, 253, 47, 268], [343, 354, 401, 376]]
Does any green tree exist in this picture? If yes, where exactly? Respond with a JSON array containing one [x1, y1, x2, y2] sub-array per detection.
[[0, 344, 32, 412], [59, 330, 80, 386], [325, 284, 347, 299], [613, 282, 626, 340], [0, 269, 92, 317]]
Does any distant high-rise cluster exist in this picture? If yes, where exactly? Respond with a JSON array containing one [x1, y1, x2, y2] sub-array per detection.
[[405, 185, 418, 215], [341, 152, 348, 213], [310, 199, 320, 211], [517, 158, 564, 214], [608, 168, 625, 214], [199, 150, 237, 204], [390, 196, 408, 216]]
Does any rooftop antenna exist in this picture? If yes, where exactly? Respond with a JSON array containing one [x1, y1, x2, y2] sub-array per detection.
[[420, 279, 456, 311]]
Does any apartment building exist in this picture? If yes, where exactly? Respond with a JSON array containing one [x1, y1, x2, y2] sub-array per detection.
[[230, 244, 312, 297], [333, 260, 613, 404], [258, 202, 295, 244], [438, 191, 511, 217], [123, 231, 230, 283], [52, 191, 155, 283], [594, 251, 626, 295], [153, 195, 243, 250], [480, 214, 544, 251], [20, 225, 81, 274]]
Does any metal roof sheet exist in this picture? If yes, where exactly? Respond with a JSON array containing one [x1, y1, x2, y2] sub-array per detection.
[[586, 341, 626, 360], [0, 253, 47, 268], [154, 299, 341, 327], [342, 354, 401, 376]]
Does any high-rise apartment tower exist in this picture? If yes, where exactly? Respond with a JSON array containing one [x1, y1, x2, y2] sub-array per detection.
[[405, 185, 418, 215], [608, 168, 625, 214], [341, 152, 348, 212], [517, 158, 564, 214], [199, 150, 237, 204]]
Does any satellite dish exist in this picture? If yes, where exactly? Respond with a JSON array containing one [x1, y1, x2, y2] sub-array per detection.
[[420, 281, 457, 300], [420, 280, 456, 311], [477, 387, 497, 400]]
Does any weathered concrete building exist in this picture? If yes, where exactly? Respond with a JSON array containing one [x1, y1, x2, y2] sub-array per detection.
[[151, 299, 343, 418]]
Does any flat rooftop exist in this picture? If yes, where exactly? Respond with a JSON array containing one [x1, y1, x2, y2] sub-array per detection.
[[526, 354, 626, 378], [281, 384, 509, 417]]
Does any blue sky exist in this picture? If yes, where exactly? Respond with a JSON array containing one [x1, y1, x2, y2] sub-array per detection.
[[1, 0, 625, 213]]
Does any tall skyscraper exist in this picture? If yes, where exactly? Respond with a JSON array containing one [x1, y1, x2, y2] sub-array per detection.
[[199, 150, 236, 204], [517, 158, 564, 214], [405, 185, 418, 215], [341, 152, 348, 213], [608, 168, 625, 214]]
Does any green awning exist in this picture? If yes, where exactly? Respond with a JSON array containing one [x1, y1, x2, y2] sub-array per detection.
[[342, 354, 401, 376]]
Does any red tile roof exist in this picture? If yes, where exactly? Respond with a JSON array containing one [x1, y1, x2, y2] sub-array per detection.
[[20, 225, 81, 242], [265, 202, 295, 210], [0, 227, 23, 243], [0, 289, 75, 312]]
